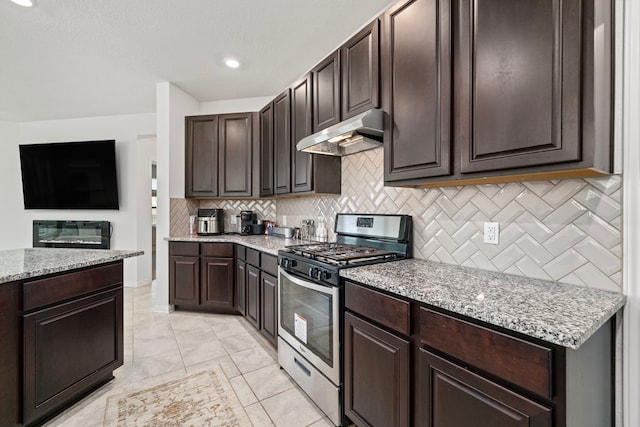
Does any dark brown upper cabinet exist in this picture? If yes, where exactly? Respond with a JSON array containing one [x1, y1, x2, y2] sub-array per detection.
[[259, 103, 274, 197], [456, 0, 598, 175], [218, 113, 254, 198], [185, 115, 219, 197], [384, 0, 613, 187], [185, 112, 257, 198], [383, 0, 452, 183], [273, 89, 292, 195], [341, 19, 380, 119], [291, 74, 314, 193], [312, 51, 341, 133]]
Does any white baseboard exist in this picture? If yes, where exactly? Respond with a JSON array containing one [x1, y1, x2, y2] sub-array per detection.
[[152, 304, 175, 314]]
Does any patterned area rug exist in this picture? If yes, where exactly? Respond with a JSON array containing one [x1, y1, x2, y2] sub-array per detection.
[[103, 366, 252, 426]]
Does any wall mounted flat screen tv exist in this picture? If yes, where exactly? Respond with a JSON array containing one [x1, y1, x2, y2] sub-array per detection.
[[19, 140, 120, 210]]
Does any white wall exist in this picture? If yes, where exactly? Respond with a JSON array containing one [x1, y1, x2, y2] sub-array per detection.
[[199, 96, 272, 115], [622, 0, 640, 425], [154, 82, 200, 312], [14, 114, 156, 286], [135, 135, 157, 285], [0, 121, 23, 249]]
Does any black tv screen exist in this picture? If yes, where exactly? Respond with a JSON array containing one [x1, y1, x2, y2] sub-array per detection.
[[19, 140, 120, 210]]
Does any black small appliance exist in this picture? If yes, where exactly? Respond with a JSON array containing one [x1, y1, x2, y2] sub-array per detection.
[[240, 210, 257, 235]]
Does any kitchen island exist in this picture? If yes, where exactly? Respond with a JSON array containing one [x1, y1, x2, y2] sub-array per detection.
[[0, 248, 141, 427]]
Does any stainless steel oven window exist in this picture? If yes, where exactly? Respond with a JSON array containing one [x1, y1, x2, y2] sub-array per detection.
[[278, 270, 335, 367]]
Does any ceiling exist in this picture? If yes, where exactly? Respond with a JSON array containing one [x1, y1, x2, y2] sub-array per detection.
[[0, 0, 395, 122]]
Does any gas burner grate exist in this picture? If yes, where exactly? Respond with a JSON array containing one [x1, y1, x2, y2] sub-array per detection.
[[285, 243, 399, 266]]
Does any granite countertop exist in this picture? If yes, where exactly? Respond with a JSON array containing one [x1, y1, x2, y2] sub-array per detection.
[[340, 259, 626, 350], [0, 248, 143, 285], [166, 234, 300, 256]]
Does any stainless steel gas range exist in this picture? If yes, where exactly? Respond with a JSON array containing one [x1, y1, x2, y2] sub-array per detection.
[[277, 213, 412, 426]]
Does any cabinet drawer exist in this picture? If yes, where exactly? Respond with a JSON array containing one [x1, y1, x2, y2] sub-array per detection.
[[246, 248, 260, 267], [169, 242, 199, 256], [236, 245, 246, 260], [261, 254, 278, 276], [23, 262, 123, 312], [201, 243, 233, 258], [419, 307, 553, 399], [345, 281, 410, 335]]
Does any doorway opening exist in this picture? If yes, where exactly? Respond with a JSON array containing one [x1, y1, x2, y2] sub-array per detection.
[[152, 162, 157, 280]]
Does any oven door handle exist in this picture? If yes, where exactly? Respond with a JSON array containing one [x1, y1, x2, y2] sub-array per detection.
[[279, 268, 336, 295]]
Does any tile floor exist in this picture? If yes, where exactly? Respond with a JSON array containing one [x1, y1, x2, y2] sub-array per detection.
[[42, 283, 333, 427]]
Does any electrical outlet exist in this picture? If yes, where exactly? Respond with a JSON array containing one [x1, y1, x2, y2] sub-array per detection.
[[484, 222, 499, 244]]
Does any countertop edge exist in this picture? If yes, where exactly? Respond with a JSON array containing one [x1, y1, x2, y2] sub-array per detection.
[[165, 235, 295, 256], [0, 250, 143, 285]]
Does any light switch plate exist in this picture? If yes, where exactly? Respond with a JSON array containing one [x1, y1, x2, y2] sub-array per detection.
[[484, 222, 499, 244]]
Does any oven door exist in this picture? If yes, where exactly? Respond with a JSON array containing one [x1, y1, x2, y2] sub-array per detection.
[[278, 268, 340, 384]]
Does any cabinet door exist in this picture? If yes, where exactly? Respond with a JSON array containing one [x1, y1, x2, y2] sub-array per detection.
[[185, 115, 218, 197], [236, 259, 247, 316], [218, 113, 253, 197], [169, 255, 200, 306], [0, 282, 21, 425], [246, 264, 261, 329], [291, 74, 314, 193], [456, 0, 582, 173], [274, 89, 292, 195], [344, 312, 410, 427], [312, 51, 341, 132], [260, 271, 278, 346], [419, 349, 552, 427], [259, 103, 274, 197], [383, 0, 452, 182], [200, 257, 234, 310], [341, 20, 380, 119], [23, 289, 123, 426]]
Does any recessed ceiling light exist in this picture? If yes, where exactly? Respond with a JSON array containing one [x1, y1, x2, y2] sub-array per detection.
[[11, 0, 34, 7], [224, 58, 240, 69]]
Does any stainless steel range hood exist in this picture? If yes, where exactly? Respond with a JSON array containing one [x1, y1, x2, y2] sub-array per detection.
[[296, 108, 383, 156]]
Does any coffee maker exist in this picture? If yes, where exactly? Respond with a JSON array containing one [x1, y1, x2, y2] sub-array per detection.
[[197, 208, 224, 235], [240, 210, 257, 235]]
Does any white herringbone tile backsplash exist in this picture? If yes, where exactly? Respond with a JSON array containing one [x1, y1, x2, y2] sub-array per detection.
[[170, 198, 277, 236], [277, 148, 622, 292], [169, 148, 622, 292]]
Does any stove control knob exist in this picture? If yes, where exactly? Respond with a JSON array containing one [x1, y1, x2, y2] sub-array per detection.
[[318, 270, 331, 281], [280, 258, 297, 269], [308, 267, 318, 279]]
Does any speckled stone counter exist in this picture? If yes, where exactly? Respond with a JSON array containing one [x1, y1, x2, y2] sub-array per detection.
[[0, 248, 143, 285], [166, 234, 300, 256], [340, 258, 625, 349]]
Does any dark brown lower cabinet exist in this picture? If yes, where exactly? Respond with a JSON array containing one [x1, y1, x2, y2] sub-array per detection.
[[23, 288, 123, 426], [236, 259, 246, 316], [345, 279, 614, 427], [246, 264, 260, 329], [200, 257, 234, 310], [169, 242, 235, 312], [344, 312, 410, 427], [419, 349, 552, 427], [169, 254, 199, 305], [17, 262, 125, 427], [260, 271, 278, 346]]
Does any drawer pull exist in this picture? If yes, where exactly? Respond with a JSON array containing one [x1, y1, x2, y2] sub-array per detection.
[[294, 358, 311, 377]]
